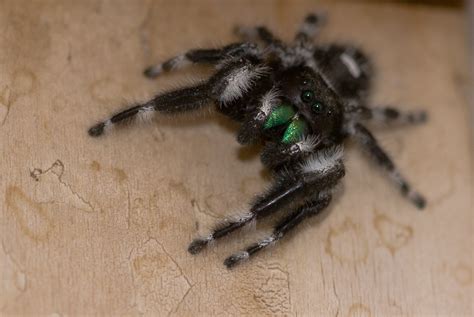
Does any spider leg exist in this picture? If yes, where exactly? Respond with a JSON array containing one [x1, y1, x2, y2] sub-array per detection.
[[224, 194, 332, 268], [294, 12, 327, 44], [234, 25, 282, 46], [348, 122, 426, 208], [88, 83, 212, 137], [89, 58, 269, 137], [188, 146, 344, 254], [144, 42, 259, 78], [348, 105, 427, 126]]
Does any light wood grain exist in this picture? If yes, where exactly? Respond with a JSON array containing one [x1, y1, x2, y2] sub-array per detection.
[[1, 1, 472, 316]]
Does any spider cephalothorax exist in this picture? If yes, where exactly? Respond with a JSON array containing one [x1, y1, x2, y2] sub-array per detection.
[[89, 13, 427, 268]]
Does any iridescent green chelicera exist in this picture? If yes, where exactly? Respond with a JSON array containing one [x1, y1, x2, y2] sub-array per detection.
[[263, 104, 296, 130], [282, 118, 308, 144]]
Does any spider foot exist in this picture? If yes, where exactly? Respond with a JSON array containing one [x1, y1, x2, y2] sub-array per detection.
[[143, 65, 162, 79], [188, 235, 212, 255], [224, 251, 249, 269]]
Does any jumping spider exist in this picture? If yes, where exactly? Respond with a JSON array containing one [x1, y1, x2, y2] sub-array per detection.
[[89, 13, 427, 268]]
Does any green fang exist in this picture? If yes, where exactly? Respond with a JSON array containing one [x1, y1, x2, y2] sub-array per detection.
[[282, 118, 308, 144], [263, 104, 295, 130]]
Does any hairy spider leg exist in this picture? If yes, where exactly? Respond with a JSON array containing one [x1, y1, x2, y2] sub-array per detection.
[[187, 178, 305, 255], [348, 122, 426, 208], [294, 12, 327, 44], [348, 105, 428, 125], [89, 58, 269, 137], [188, 147, 345, 255], [144, 42, 260, 78], [88, 83, 212, 137], [224, 194, 332, 268], [234, 25, 282, 46]]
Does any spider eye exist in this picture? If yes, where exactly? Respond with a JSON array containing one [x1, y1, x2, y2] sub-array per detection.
[[312, 102, 325, 114], [301, 90, 315, 103]]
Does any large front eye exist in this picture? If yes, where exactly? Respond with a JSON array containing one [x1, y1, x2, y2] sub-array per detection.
[[301, 90, 314, 103], [312, 101, 325, 114]]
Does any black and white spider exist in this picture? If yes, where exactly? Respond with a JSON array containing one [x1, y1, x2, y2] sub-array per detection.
[[89, 13, 427, 268]]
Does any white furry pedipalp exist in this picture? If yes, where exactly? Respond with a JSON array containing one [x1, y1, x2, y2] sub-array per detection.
[[260, 87, 281, 116]]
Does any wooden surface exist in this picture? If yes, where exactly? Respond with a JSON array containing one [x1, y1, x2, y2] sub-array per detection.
[[1, 1, 472, 316]]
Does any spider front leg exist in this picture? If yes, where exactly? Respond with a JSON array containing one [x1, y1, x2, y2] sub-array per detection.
[[88, 83, 212, 136], [89, 57, 268, 137], [224, 194, 332, 268], [349, 105, 427, 126], [348, 122, 426, 208], [188, 146, 345, 255], [144, 42, 260, 78]]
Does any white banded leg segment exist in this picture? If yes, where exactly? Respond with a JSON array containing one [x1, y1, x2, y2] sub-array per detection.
[[371, 107, 428, 125], [88, 83, 211, 137], [224, 195, 332, 268], [188, 211, 254, 254], [187, 234, 214, 255], [300, 146, 344, 174], [136, 105, 156, 122], [144, 54, 192, 78], [349, 122, 426, 209], [144, 43, 262, 79], [189, 149, 345, 258], [218, 64, 269, 105], [389, 170, 426, 209]]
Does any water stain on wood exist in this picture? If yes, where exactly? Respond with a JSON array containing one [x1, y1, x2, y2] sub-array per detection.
[[168, 180, 190, 198], [90, 160, 101, 171], [451, 263, 472, 286], [348, 303, 372, 317], [11, 69, 36, 97], [373, 211, 413, 255], [5, 186, 54, 242], [30, 160, 96, 213], [0, 69, 36, 125], [325, 218, 369, 263], [0, 244, 28, 310], [113, 167, 128, 184], [129, 238, 191, 315]]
